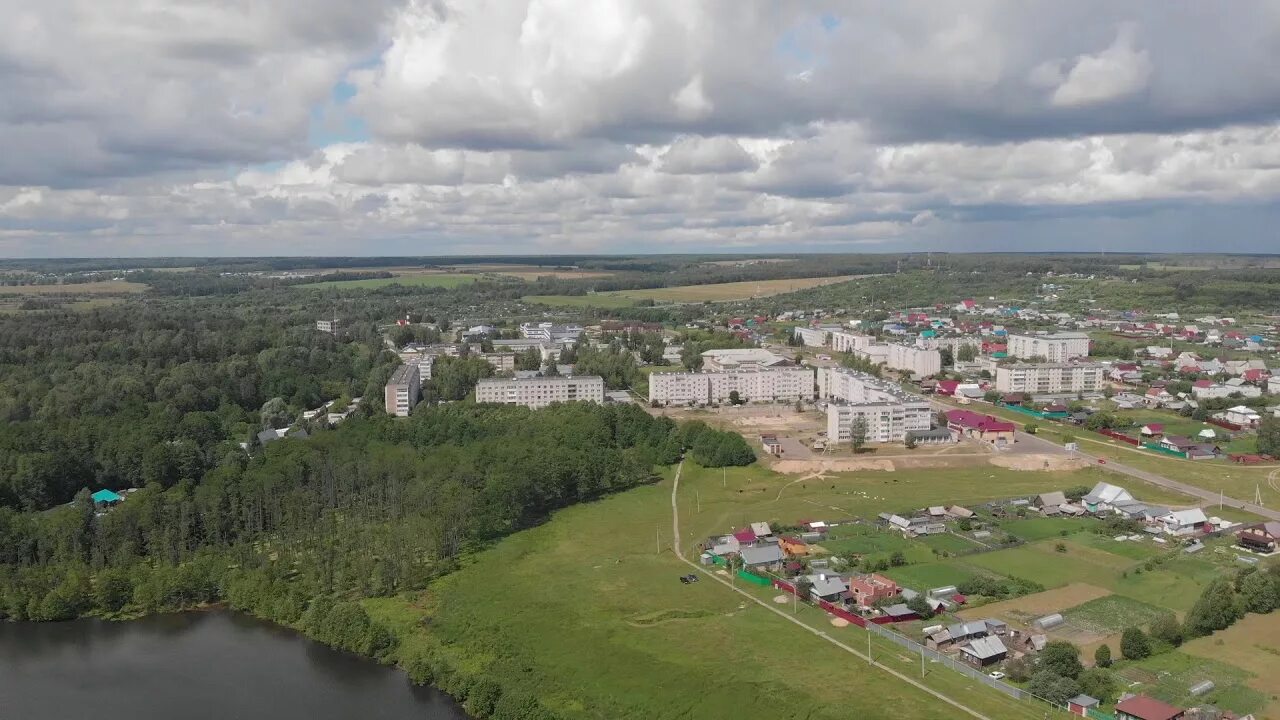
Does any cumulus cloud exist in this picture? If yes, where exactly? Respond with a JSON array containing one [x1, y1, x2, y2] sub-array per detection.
[[1048, 26, 1153, 108], [3, 1, 1280, 255]]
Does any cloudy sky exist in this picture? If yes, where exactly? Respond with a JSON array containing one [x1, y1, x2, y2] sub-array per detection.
[[3, 1, 1280, 257]]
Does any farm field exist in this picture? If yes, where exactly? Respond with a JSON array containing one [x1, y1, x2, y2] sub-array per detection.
[[525, 275, 859, 306], [521, 294, 639, 309], [298, 273, 483, 289], [362, 462, 1067, 720], [958, 583, 1111, 624], [1116, 650, 1269, 717], [0, 280, 147, 295], [1181, 612, 1280, 713], [1061, 595, 1170, 636]]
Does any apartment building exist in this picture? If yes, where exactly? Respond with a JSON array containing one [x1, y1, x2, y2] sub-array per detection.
[[700, 348, 791, 372], [886, 344, 942, 378], [315, 318, 340, 334], [830, 331, 875, 353], [1007, 332, 1091, 362], [478, 352, 516, 374], [383, 364, 421, 417], [819, 368, 932, 444], [475, 375, 604, 409], [994, 362, 1104, 394], [519, 322, 583, 343], [648, 367, 814, 405], [793, 325, 843, 348]]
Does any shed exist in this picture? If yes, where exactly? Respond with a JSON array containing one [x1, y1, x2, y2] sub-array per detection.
[[1068, 694, 1100, 716]]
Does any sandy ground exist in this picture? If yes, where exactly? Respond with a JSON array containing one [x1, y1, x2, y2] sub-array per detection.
[[989, 454, 1090, 472]]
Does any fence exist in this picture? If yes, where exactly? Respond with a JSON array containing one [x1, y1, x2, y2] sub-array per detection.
[[1142, 442, 1186, 458], [1207, 418, 1243, 431], [999, 403, 1049, 419], [736, 569, 771, 586], [767, 577, 1081, 715], [1097, 428, 1141, 446]]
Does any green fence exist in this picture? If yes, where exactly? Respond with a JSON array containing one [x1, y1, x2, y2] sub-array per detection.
[[1142, 442, 1186, 458], [736, 569, 771, 586], [711, 555, 727, 567], [1000, 403, 1048, 419], [1086, 708, 1116, 720]]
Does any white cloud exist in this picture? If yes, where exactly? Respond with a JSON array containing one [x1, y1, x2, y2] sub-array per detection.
[[1050, 26, 1153, 108], [4, 2, 1280, 255]]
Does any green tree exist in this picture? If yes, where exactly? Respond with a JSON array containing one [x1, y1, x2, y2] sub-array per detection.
[[728, 390, 744, 406], [849, 416, 868, 454], [1038, 640, 1083, 679], [1238, 570, 1280, 614], [1024, 422, 1038, 435], [956, 344, 977, 362], [1093, 643, 1112, 668], [905, 595, 934, 619], [1026, 670, 1080, 705], [93, 568, 134, 612], [889, 551, 906, 567], [1120, 627, 1151, 660], [1149, 613, 1183, 647], [1077, 667, 1118, 703], [1185, 577, 1242, 637], [515, 347, 542, 371], [1256, 414, 1280, 456]]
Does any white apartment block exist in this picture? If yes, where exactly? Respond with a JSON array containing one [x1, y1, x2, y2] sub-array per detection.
[[831, 331, 875, 353], [475, 375, 604, 409], [793, 326, 832, 347], [383, 364, 421, 417], [849, 344, 890, 366], [1007, 332, 1091, 362], [649, 367, 814, 405], [315, 319, 340, 334], [817, 368, 932, 444], [886, 344, 942, 378], [994, 362, 1104, 394], [700, 348, 791, 372], [519, 322, 583, 343]]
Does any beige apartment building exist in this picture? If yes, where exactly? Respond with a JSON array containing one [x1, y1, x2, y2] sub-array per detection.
[[475, 375, 604, 409], [383, 364, 421, 417], [1007, 332, 1091, 362], [648, 367, 814, 405], [995, 362, 1104, 394]]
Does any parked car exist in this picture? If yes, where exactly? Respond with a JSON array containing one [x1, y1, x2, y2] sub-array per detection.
[[988, 671, 1006, 680]]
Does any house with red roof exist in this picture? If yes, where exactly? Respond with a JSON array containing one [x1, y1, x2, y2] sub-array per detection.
[[1140, 423, 1164, 437], [945, 410, 1015, 446], [1114, 694, 1184, 720], [935, 380, 960, 396], [848, 574, 900, 607], [732, 528, 757, 544]]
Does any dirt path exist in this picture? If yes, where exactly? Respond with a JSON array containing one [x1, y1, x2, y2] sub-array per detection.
[[669, 461, 996, 720]]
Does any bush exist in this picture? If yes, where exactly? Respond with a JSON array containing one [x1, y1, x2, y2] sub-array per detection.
[[1077, 668, 1118, 703], [1093, 643, 1111, 668], [1027, 670, 1080, 705], [1185, 578, 1242, 637], [1149, 613, 1183, 648], [1039, 640, 1082, 680]]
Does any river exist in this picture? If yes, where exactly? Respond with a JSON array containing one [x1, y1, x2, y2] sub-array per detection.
[[0, 610, 469, 720]]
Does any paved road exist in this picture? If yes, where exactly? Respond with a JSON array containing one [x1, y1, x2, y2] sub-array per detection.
[[668, 462, 995, 720], [931, 399, 1280, 521]]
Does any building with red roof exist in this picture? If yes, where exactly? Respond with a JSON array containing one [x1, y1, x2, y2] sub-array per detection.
[[945, 409, 1015, 445], [1114, 694, 1184, 720]]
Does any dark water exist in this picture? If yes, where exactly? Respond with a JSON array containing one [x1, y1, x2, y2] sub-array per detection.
[[0, 611, 469, 720]]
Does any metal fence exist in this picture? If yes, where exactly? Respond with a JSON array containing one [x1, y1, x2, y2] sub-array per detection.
[[862, 620, 1025, 699]]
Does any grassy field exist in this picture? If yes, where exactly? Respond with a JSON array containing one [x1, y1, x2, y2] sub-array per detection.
[[361, 461, 1086, 719], [299, 273, 483, 290], [998, 517, 1090, 542], [0, 280, 146, 295]]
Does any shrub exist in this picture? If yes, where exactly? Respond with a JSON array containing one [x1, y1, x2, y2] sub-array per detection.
[[1093, 643, 1111, 668], [1120, 627, 1151, 660]]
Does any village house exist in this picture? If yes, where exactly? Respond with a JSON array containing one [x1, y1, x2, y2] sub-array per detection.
[[1215, 405, 1262, 428], [848, 574, 900, 607], [958, 636, 1008, 668], [802, 574, 849, 602], [778, 536, 811, 557], [1081, 482, 1135, 513], [945, 409, 1016, 446], [1159, 508, 1208, 537], [1235, 522, 1280, 554], [739, 543, 785, 571]]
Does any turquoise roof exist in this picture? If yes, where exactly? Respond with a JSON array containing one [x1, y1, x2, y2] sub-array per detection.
[[91, 489, 123, 503]]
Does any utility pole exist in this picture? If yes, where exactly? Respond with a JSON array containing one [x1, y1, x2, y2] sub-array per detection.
[[867, 629, 872, 664], [656, 524, 660, 554], [696, 490, 701, 514], [921, 643, 925, 677], [722, 466, 726, 488]]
